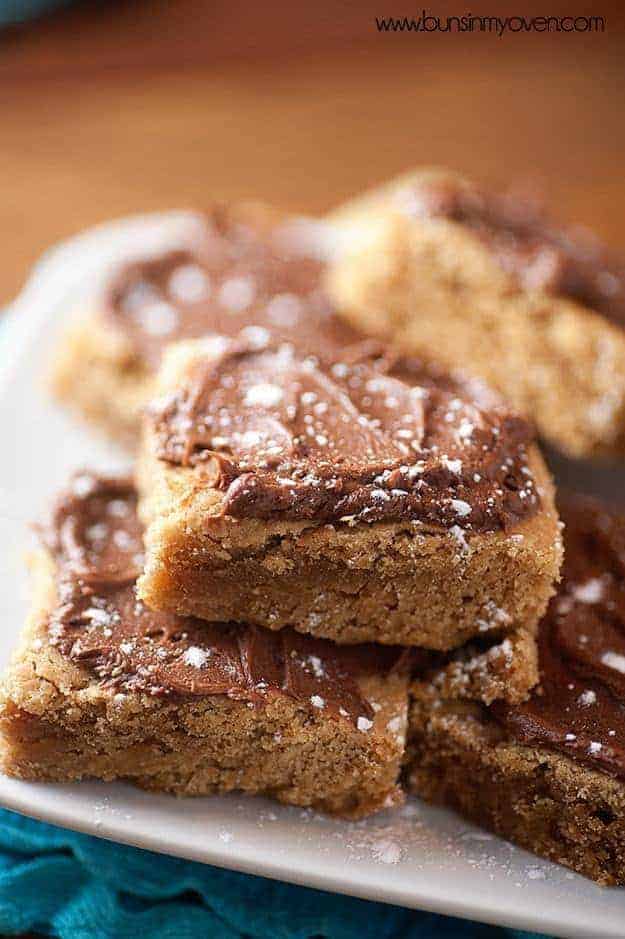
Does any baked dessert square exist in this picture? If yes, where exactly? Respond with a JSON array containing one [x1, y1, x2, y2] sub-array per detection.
[[406, 494, 625, 884], [136, 331, 562, 649], [52, 204, 343, 446], [0, 473, 409, 818], [328, 168, 625, 458]]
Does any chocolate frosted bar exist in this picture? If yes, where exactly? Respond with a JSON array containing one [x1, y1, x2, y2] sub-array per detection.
[[498, 496, 625, 776], [407, 495, 625, 885], [329, 167, 625, 458], [0, 474, 409, 817], [52, 204, 347, 444], [137, 329, 561, 650], [377, 172, 625, 321]]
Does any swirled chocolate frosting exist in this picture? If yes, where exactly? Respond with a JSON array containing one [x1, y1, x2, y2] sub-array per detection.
[[498, 496, 625, 779], [108, 203, 540, 532], [401, 176, 625, 327], [106, 207, 357, 369], [152, 334, 539, 531], [43, 473, 400, 718]]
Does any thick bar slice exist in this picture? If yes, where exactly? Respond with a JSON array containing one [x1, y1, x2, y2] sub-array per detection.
[[406, 495, 625, 884], [52, 204, 343, 445], [328, 168, 625, 458], [0, 474, 409, 817], [136, 331, 562, 649]]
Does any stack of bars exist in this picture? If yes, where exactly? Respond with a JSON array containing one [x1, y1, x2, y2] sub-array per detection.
[[3, 169, 625, 883]]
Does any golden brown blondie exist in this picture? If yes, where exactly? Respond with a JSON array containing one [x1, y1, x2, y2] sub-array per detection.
[[136, 332, 562, 649], [406, 495, 625, 884], [0, 474, 409, 817], [52, 204, 343, 446], [328, 168, 625, 458]]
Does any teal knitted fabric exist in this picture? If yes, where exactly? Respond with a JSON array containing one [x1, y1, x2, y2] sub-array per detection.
[[0, 808, 548, 939], [0, 1, 68, 26]]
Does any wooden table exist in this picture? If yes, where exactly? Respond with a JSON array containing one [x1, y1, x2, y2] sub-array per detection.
[[0, 0, 624, 303]]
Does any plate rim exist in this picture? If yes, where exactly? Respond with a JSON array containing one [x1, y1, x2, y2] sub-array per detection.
[[0, 777, 599, 939]]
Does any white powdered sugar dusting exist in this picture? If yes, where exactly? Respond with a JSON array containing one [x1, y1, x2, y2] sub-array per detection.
[[244, 383, 283, 408], [577, 689, 597, 707], [240, 325, 271, 349], [306, 655, 326, 678], [83, 607, 112, 627], [183, 646, 210, 668], [371, 838, 403, 864], [265, 292, 303, 326], [113, 529, 133, 550], [218, 276, 256, 312], [122, 280, 159, 312], [442, 456, 462, 474], [601, 650, 625, 675], [72, 473, 96, 497], [450, 499, 472, 518], [134, 301, 179, 336], [449, 525, 470, 555], [86, 522, 108, 543], [107, 499, 129, 518], [572, 578, 604, 604], [168, 264, 210, 303]]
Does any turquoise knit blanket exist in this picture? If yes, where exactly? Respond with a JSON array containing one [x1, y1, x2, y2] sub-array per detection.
[[0, 808, 547, 938]]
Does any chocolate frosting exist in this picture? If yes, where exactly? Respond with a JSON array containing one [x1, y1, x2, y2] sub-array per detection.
[[499, 496, 625, 779], [107, 208, 358, 369], [107, 203, 540, 532], [402, 177, 625, 327], [44, 473, 400, 718], [152, 334, 538, 531]]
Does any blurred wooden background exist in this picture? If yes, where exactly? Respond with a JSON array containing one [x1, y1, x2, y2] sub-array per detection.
[[0, 0, 623, 303]]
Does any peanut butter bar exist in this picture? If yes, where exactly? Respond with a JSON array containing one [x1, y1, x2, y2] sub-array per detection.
[[52, 205, 344, 445], [0, 474, 409, 817], [328, 168, 625, 458], [407, 495, 625, 884], [136, 331, 562, 649]]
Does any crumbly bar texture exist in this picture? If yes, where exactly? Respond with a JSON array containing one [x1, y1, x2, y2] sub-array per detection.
[[406, 694, 625, 885], [51, 203, 336, 447], [328, 167, 625, 459], [136, 339, 562, 650], [406, 495, 625, 885], [0, 477, 409, 818], [412, 624, 539, 708], [52, 308, 154, 447]]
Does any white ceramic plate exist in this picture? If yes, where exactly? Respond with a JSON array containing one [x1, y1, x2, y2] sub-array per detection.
[[1, 213, 624, 939]]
